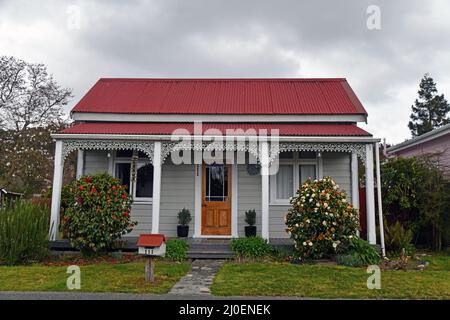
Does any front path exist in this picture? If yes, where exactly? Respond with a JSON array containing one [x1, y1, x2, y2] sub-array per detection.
[[169, 259, 225, 296]]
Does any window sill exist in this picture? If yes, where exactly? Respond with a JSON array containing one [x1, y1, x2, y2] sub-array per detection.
[[269, 201, 291, 206], [133, 199, 153, 204]]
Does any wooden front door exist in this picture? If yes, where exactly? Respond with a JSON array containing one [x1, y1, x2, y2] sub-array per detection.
[[202, 163, 232, 235]]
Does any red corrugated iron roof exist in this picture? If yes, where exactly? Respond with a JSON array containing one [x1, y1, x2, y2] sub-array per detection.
[[137, 234, 166, 247], [61, 122, 372, 136], [71, 78, 368, 115]]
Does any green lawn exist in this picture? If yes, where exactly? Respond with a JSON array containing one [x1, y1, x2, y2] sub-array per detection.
[[211, 255, 450, 299], [0, 260, 191, 294]]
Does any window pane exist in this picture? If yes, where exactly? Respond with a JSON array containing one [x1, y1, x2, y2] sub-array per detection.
[[205, 165, 228, 201], [116, 150, 133, 158], [136, 164, 153, 198], [299, 151, 316, 159], [276, 165, 293, 199], [300, 165, 316, 183], [115, 163, 131, 190]]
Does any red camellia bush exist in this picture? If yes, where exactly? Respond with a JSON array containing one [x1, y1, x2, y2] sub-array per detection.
[[61, 173, 137, 255]]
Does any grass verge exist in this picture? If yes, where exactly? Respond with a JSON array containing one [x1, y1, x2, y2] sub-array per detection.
[[211, 254, 450, 299], [0, 259, 191, 294]]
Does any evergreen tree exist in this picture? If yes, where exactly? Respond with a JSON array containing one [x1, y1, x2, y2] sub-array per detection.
[[408, 74, 450, 137]]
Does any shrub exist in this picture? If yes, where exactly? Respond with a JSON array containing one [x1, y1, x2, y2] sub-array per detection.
[[245, 209, 256, 226], [0, 201, 49, 265], [60, 174, 137, 256], [335, 239, 381, 267], [384, 220, 415, 256], [348, 238, 381, 265], [165, 239, 189, 261], [381, 156, 450, 251], [285, 177, 359, 259], [177, 208, 191, 226], [231, 236, 273, 260]]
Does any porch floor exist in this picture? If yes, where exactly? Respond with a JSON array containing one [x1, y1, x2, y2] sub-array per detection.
[[50, 237, 294, 259]]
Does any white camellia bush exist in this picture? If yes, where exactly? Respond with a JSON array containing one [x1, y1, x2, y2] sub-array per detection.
[[285, 177, 359, 259]]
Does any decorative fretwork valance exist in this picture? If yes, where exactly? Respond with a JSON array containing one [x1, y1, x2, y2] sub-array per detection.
[[61, 140, 154, 162], [60, 139, 368, 164]]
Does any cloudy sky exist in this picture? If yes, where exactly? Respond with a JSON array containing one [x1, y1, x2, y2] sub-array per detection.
[[1, 0, 449, 144]]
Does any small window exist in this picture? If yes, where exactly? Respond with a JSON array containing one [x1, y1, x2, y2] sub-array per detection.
[[299, 164, 316, 184], [276, 165, 294, 199], [116, 150, 133, 158], [299, 151, 316, 159], [135, 164, 153, 198], [279, 151, 294, 159], [115, 163, 131, 190]]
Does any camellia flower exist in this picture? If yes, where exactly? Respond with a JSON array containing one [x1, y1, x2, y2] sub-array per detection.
[[121, 194, 126, 199], [79, 186, 84, 191]]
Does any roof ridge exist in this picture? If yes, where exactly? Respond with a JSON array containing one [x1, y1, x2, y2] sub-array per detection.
[[98, 77, 347, 82]]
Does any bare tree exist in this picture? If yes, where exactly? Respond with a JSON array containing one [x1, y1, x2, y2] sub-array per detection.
[[0, 56, 72, 132]]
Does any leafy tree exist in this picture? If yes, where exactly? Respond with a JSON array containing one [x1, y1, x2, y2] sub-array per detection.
[[0, 55, 72, 132], [408, 74, 450, 137], [0, 56, 74, 194]]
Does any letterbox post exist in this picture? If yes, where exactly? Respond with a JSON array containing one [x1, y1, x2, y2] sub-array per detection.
[[145, 256, 155, 282]]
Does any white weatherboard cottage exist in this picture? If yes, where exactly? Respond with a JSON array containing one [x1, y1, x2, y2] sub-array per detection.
[[50, 78, 383, 245]]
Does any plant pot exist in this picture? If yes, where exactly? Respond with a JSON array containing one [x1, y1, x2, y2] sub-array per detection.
[[177, 225, 189, 238], [245, 226, 257, 237]]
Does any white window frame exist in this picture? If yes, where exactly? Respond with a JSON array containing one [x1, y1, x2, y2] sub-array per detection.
[[270, 152, 320, 205], [113, 150, 153, 203]]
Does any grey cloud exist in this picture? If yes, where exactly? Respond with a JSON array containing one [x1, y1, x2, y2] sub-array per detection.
[[1, 0, 449, 143]]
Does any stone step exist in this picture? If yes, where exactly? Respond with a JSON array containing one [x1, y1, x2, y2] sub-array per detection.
[[188, 252, 233, 259]]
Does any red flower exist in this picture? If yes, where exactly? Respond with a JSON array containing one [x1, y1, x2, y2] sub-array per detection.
[[112, 186, 116, 190], [79, 186, 84, 191], [86, 176, 92, 182], [122, 211, 129, 217], [91, 187, 97, 193], [121, 194, 126, 199]]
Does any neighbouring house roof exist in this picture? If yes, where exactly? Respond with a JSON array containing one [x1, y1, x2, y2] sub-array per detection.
[[387, 123, 450, 154], [71, 78, 368, 116], [137, 234, 166, 247], [61, 122, 372, 136]]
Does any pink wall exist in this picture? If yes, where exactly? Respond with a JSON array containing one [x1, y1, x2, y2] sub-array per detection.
[[393, 133, 450, 177]]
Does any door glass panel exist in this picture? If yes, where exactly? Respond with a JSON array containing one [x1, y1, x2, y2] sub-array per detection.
[[205, 164, 228, 202], [136, 164, 153, 198], [115, 163, 131, 191]]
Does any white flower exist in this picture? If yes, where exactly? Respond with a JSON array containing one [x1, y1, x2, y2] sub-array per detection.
[[322, 221, 327, 226], [306, 219, 310, 224], [316, 202, 320, 207], [323, 202, 328, 208], [342, 199, 347, 203], [349, 235, 353, 239], [303, 242, 307, 246], [332, 242, 338, 248], [308, 242, 313, 246]]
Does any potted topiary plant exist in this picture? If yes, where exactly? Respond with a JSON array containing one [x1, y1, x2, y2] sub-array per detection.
[[177, 208, 191, 238], [244, 209, 257, 237]]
